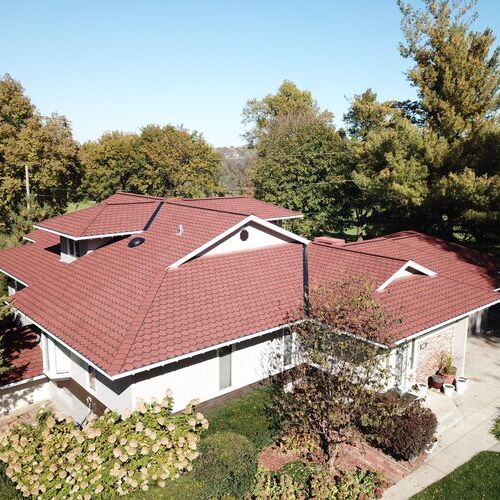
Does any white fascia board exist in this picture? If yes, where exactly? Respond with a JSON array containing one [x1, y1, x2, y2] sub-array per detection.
[[110, 320, 304, 380], [33, 225, 143, 241], [265, 215, 304, 221], [0, 374, 46, 391], [168, 214, 309, 269], [394, 298, 500, 346], [9, 307, 111, 380], [22, 236, 36, 243], [377, 259, 437, 292], [0, 267, 29, 287]]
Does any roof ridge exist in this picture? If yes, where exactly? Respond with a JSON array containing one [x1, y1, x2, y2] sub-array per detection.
[[345, 230, 422, 247], [164, 199, 249, 217], [111, 270, 169, 375], [181, 196, 247, 201], [114, 191, 166, 201], [77, 202, 109, 237], [311, 241, 408, 263]]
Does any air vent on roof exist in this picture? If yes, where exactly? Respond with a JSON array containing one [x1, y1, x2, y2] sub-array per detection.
[[176, 224, 184, 236], [128, 237, 145, 248]]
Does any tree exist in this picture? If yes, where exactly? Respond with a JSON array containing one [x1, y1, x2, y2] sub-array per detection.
[[0, 75, 80, 231], [399, 0, 499, 140], [273, 277, 398, 465], [397, 0, 500, 246], [138, 125, 223, 198], [242, 80, 333, 146], [79, 132, 145, 202], [252, 112, 351, 237]]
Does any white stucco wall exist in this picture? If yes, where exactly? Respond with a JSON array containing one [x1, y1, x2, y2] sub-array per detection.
[[201, 222, 294, 258], [0, 379, 50, 416], [130, 330, 287, 412], [35, 327, 289, 418]]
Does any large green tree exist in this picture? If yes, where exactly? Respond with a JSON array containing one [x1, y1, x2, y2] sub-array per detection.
[[0, 75, 80, 231], [80, 125, 223, 201], [242, 80, 333, 146], [398, 0, 500, 245], [252, 111, 351, 237]]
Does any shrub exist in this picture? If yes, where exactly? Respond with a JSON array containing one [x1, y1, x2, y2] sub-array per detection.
[[359, 392, 437, 460], [0, 392, 208, 498], [195, 431, 257, 498], [492, 417, 500, 440], [252, 463, 385, 499]]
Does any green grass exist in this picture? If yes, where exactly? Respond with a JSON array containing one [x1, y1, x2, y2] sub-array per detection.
[[412, 451, 500, 500], [65, 199, 96, 213], [203, 386, 279, 449], [0, 463, 21, 499]]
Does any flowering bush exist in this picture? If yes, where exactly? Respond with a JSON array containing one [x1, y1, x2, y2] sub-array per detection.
[[0, 391, 208, 498]]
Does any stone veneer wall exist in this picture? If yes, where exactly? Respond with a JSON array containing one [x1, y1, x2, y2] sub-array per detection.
[[415, 325, 455, 383]]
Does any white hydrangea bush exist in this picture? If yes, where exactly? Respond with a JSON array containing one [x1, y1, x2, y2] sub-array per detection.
[[0, 390, 208, 498]]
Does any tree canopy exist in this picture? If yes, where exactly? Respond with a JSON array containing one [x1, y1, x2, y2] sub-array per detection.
[[80, 125, 223, 202], [0, 75, 80, 232]]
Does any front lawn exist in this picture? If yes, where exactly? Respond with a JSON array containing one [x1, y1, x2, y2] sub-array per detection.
[[413, 451, 500, 500], [130, 386, 278, 499]]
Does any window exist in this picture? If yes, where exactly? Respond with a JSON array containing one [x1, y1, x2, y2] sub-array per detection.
[[283, 332, 293, 367], [218, 346, 232, 390], [43, 335, 50, 373], [88, 366, 96, 391]]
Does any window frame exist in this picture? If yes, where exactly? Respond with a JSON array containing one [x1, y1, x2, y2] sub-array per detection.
[[218, 345, 233, 392]]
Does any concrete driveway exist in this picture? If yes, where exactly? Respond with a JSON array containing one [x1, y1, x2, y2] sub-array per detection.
[[384, 331, 500, 499]]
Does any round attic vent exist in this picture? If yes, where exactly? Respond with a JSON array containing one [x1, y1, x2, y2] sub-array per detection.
[[240, 229, 249, 241], [128, 237, 145, 248]]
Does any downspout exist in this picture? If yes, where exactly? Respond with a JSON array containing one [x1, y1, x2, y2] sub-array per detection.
[[303, 244, 310, 316]]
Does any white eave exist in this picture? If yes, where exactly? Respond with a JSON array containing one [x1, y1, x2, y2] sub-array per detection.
[[377, 260, 437, 292], [33, 225, 143, 241], [168, 214, 309, 270], [266, 214, 304, 221], [0, 267, 29, 287]]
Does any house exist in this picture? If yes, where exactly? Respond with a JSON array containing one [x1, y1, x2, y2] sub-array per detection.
[[0, 194, 498, 420]]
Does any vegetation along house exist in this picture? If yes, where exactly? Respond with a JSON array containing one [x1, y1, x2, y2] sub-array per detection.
[[0, 193, 498, 421]]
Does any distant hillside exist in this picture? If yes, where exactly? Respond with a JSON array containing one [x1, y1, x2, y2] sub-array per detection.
[[217, 147, 256, 196]]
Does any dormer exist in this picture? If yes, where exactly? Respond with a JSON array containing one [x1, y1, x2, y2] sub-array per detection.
[[377, 260, 436, 292], [33, 195, 163, 263]]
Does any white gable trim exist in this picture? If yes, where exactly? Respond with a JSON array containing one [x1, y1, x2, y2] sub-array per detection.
[[168, 215, 309, 269], [33, 225, 143, 241], [22, 236, 36, 243], [377, 260, 437, 292], [266, 214, 304, 221]]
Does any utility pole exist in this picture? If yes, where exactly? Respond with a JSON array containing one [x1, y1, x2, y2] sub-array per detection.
[[25, 164, 30, 210]]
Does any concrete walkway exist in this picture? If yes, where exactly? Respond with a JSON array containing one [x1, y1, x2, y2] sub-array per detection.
[[384, 334, 500, 499]]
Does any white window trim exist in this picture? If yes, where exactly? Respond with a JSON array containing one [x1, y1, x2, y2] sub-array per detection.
[[217, 344, 234, 393]]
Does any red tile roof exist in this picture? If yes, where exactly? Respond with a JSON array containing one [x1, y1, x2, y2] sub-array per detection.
[[0, 323, 44, 386], [35, 197, 162, 238], [170, 197, 302, 220], [309, 231, 499, 341], [1, 192, 498, 377], [118, 244, 304, 373]]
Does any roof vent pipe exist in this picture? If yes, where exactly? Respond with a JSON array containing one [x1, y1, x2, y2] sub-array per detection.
[[176, 224, 184, 236]]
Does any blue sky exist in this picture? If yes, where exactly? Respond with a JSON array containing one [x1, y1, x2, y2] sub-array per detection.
[[1, 1, 499, 146]]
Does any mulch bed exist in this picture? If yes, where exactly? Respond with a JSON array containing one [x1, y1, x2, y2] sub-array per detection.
[[258, 438, 426, 485]]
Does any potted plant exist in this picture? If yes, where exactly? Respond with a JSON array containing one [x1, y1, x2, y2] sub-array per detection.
[[430, 374, 444, 390], [437, 352, 457, 384]]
